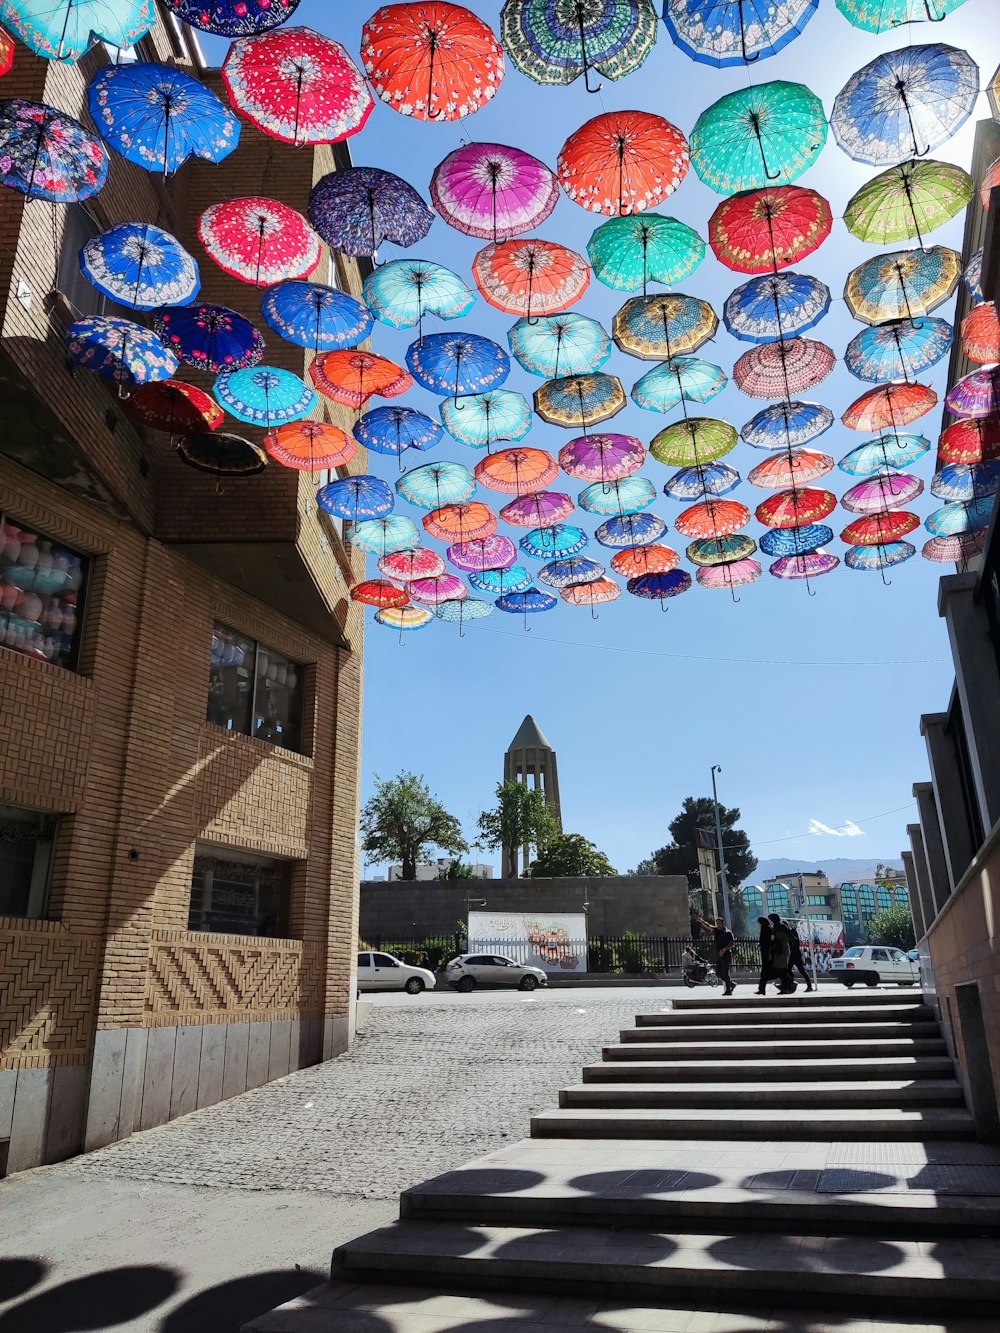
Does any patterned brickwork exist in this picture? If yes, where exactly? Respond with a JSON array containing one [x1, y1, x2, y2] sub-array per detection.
[[0, 921, 99, 1068]]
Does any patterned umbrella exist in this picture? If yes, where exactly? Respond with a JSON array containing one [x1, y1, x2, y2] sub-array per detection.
[[265, 421, 356, 471], [733, 338, 834, 399], [923, 530, 987, 563], [836, 0, 969, 31], [758, 524, 831, 555], [770, 551, 839, 581], [697, 558, 762, 598], [741, 399, 833, 449], [153, 303, 264, 373], [845, 246, 960, 325], [495, 587, 557, 623], [665, 0, 817, 66], [842, 382, 938, 432], [318, 474, 395, 523], [724, 271, 830, 343], [519, 524, 588, 559], [473, 238, 590, 319], [938, 416, 1000, 465], [65, 316, 178, 386], [557, 110, 689, 216], [469, 565, 532, 594], [351, 579, 409, 609], [409, 573, 468, 605], [691, 81, 827, 194], [674, 498, 750, 538], [579, 476, 656, 515], [88, 63, 239, 174], [407, 332, 509, 399], [664, 462, 740, 500], [355, 405, 443, 461], [631, 357, 727, 413], [931, 462, 1000, 503], [447, 535, 517, 572], [423, 500, 496, 541], [747, 449, 833, 489], [534, 372, 625, 427], [430, 141, 558, 240], [176, 432, 267, 483], [509, 313, 610, 379], [841, 510, 919, 544], [839, 433, 929, 475], [308, 166, 434, 257], [538, 556, 604, 588], [650, 417, 738, 466], [596, 512, 667, 547], [844, 159, 973, 247], [163, 0, 299, 35], [222, 27, 372, 145], [561, 577, 621, 614], [1, 0, 154, 59], [501, 0, 657, 89], [364, 259, 475, 333], [80, 222, 199, 310], [844, 317, 952, 384], [441, 389, 531, 449], [311, 349, 412, 409], [379, 548, 446, 581], [397, 460, 476, 510], [375, 604, 434, 632], [612, 293, 717, 360], [945, 367, 1000, 420], [500, 490, 575, 526], [980, 156, 1000, 209], [627, 569, 691, 606], [0, 97, 107, 201], [215, 365, 316, 427], [587, 213, 704, 292], [964, 249, 983, 301], [475, 446, 558, 495], [361, 1, 504, 121], [844, 541, 915, 575], [262, 280, 373, 353], [708, 185, 831, 275], [842, 471, 924, 513], [831, 44, 978, 165], [0, 29, 12, 71], [198, 197, 320, 286], [925, 499, 994, 536], [123, 381, 224, 436], [686, 533, 757, 565], [961, 304, 1000, 366], [433, 597, 494, 633], [353, 515, 420, 554], [756, 487, 836, 527], [610, 543, 678, 577], [559, 432, 644, 482]]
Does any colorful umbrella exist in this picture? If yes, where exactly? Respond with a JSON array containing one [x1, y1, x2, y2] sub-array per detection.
[[308, 166, 433, 257], [831, 44, 979, 165], [696, 558, 762, 598], [361, 1, 504, 121], [501, 0, 657, 89], [631, 357, 727, 413], [665, 0, 817, 67], [758, 524, 831, 556], [176, 432, 267, 483], [533, 372, 625, 427], [472, 238, 590, 319], [587, 213, 704, 292], [429, 141, 558, 240], [612, 293, 717, 360], [844, 541, 915, 575], [938, 416, 1000, 465], [409, 573, 468, 606], [375, 605, 434, 632], [923, 530, 987, 563], [664, 462, 740, 500], [844, 246, 960, 324], [839, 434, 930, 475], [980, 156, 1000, 209], [469, 565, 532, 594], [79, 222, 199, 311], [674, 498, 750, 538], [733, 337, 834, 400], [447, 534, 517, 572], [610, 543, 678, 577], [844, 317, 952, 384], [423, 500, 496, 542], [755, 487, 836, 528], [1, 0, 154, 60], [596, 512, 667, 547], [841, 510, 919, 544], [508, 313, 610, 379], [441, 389, 531, 448], [961, 304, 1000, 366], [215, 365, 316, 427], [495, 587, 558, 623], [153, 303, 264, 373], [844, 159, 973, 247], [842, 471, 924, 513], [946, 367, 1000, 420], [222, 27, 372, 146], [265, 421, 356, 472], [741, 399, 833, 449], [557, 110, 689, 216], [559, 432, 644, 482], [65, 316, 178, 386], [964, 249, 983, 301], [627, 569, 691, 606], [561, 577, 620, 614], [836, 0, 969, 32], [318, 475, 395, 523], [355, 405, 443, 461], [724, 271, 830, 343], [686, 533, 757, 565], [538, 556, 604, 588], [433, 596, 494, 633], [475, 446, 558, 495], [578, 476, 655, 516], [708, 185, 831, 275], [379, 548, 446, 581], [691, 82, 827, 194], [310, 350, 412, 410], [0, 97, 107, 201], [931, 462, 1000, 503], [842, 382, 938, 432], [500, 490, 575, 526], [262, 280, 373, 353], [649, 417, 737, 466], [519, 524, 588, 559], [747, 449, 833, 489], [363, 259, 474, 333], [123, 381, 224, 436], [162, 0, 299, 35], [351, 579, 409, 609], [353, 515, 420, 554], [88, 63, 239, 174], [407, 332, 509, 399], [925, 499, 994, 536], [397, 460, 476, 510], [198, 197, 320, 287], [770, 551, 839, 581]]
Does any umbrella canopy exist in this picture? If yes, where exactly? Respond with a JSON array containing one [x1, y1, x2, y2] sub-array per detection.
[[475, 446, 559, 495], [841, 510, 919, 544], [741, 398, 833, 449], [631, 356, 727, 413], [627, 569, 691, 604], [747, 448, 833, 489], [409, 573, 469, 605], [691, 81, 827, 194], [842, 381, 938, 432], [686, 533, 757, 565], [469, 565, 532, 594], [407, 332, 509, 398], [222, 27, 372, 146], [938, 415, 1000, 465], [501, 0, 657, 88], [441, 389, 532, 448], [88, 63, 239, 174], [842, 471, 924, 513], [350, 579, 409, 609], [931, 462, 1000, 503], [674, 498, 750, 538], [495, 587, 558, 618], [697, 558, 762, 592], [433, 596, 494, 630], [509, 313, 611, 378], [80, 222, 199, 310], [310, 349, 412, 408], [945, 366, 1000, 419], [430, 141, 558, 240], [758, 524, 831, 555], [397, 460, 476, 509], [215, 365, 316, 426], [375, 605, 434, 631], [447, 535, 517, 571], [317, 474, 395, 523], [557, 109, 689, 216], [65, 316, 178, 385], [724, 271, 830, 343], [961, 303, 1000, 366], [770, 551, 839, 580], [844, 159, 973, 247], [925, 499, 995, 536], [534, 372, 625, 427], [538, 556, 604, 589], [177, 432, 267, 479], [964, 248, 984, 301], [162, 0, 299, 35], [579, 476, 656, 515], [354, 405, 443, 460], [265, 421, 357, 471], [0, 28, 10, 71], [423, 500, 497, 541], [2, 0, 153, 59], [559, 432, 644, 482], [664, 462, 740, 500], [364, 259, 474, 332], [708, 185, 831, 275], [352, 515, 420, 554], [361, 1, 504, 122], [612, 293, 717, 360], [733, 337, 834, 399], [755, 487, 836, 527], [308, 166, 434, 257], [981, 156, 1000, 209], [561, 577, 620, 610], [198, 196, 320, 286], [500, 490, 575, 526], [844, 541, 915, 573], [472, 238, 590, 318], [520, 525, 589, 561], [664, 0, 818, 67], [650, 417, 738, 466], [923, 530, 987, 563], [836, 0, 969, 31], [596, 512, 668, 547], [379, 548, 446, 582], [844, 317, 952, 383], [610, 543, 678, 577], [123, 380, 224, 436], [831, 43, 978, 165], [839, 433, 930, 475], [262, 280, 373, 352], [844, 245, 960, 324], [0, 97, 107, 201], [587, 213, 704, 292], [153, 302, 264, 372]]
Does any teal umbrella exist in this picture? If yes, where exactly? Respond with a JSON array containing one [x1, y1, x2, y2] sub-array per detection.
[[836, 0, 969, 31], [363, 259, 475, 337], [396, 461, 475, 510], [352, 515, 420, 554], [508, 313, 611, 378], [587, 214, 704, 294], [440, 389, 532, 450], [579, 476, 656, 515], [691, 81, 828, 195], [631, 357, 728, 413]]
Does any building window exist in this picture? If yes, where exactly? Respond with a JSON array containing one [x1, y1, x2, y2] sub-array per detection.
[[1, 513, 87, 669], [805, 895, 830, 906], [188, 846, 294, 937], [207, 623, 303, 752], [0, 805, 57, 918]]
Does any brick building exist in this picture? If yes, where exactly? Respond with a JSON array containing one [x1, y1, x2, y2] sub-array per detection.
[[0, 13, 368, 1172]]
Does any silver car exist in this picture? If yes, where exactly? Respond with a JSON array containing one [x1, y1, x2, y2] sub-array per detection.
[[445, 953, 548, 993]]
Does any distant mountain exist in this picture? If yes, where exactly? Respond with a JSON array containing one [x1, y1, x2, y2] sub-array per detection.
[[749, 856, 904, 886]]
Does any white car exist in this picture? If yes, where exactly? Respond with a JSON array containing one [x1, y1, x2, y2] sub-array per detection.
[[356, 951, 436, 995], [445, 953, 548, 993], [828, 945, 919, 988]]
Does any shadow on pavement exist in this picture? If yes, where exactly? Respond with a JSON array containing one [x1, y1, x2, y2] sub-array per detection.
[[0, 1259, 48, 1304], [0, 1266, 179, 1332]]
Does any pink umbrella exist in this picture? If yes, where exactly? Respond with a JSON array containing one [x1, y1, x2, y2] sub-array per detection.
[[408, 573, 467, 605], [696, 557, 761, 602], [945, 365, 1000, 419], [842, 472, 924, 515], [923, 531, 987, 563], [499, 490, 574, 526], [558, 432, 645, 483], [447, 534, 516, 571], [430, 141, 560, 241], [733, 337, 834, 400], [198, 196, 321, 286], [378, 548, 445, 581]]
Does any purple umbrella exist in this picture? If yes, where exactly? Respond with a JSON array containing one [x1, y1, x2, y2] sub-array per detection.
[[499, 490, 575, 527], [447, 534, 517, 572], [308, 166, 434, 258], [945, 365, 1000, 419], [841, 471, 924, 515], [769, 552, 839, 581], [430, 141, 559, 242], [558, 431, 645, 484], [408, 573, 467, 606]]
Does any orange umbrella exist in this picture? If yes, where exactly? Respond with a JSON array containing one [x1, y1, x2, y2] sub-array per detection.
[[610, 544, 679, 577], [474, 446, 558, 495], [309, 350, 412, 409], [756, 488, 836, 529], [264, 421, 357, 471], [422, 500, 497, 542], [747, 449, 834, 490], [842, 511, 919, 546], [557, 110, 690, 217], [961, 303, 1000, 365], [561, 576, 621, 616], [674, 498, 749, 539], [841, 382, 937, 433], [938, 415, 1000, 465], [350, 578, 409, 608], [472, 239, 590, 318]]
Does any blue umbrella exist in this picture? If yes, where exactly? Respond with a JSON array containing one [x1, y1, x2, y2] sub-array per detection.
[[508, 312, 612, 378], [520, 523, 589, 560], [317, 475, 394, 524], [664, 462, 741, 500], [153, 303, 264, 373], [80, 222, 199, 311], [0, 97, 108, 202], [845, 541, 916, 573], [214, 365, 316, 427], [631, 357, 728, 413], [931, 462, 1000, 503], [469, 565, 533, 595], [87, 63, 239, 174], [65, 315, 178, 386], [3, 0, 155, 60], [741, 400, 834, 449], [758, 524, 833, 556], [724, 271, 830, 343], [538, 556, 604, 589], [406, 333, 509, 400], [595, 512, 667, 547], [964, 248, 983, 301], [664, 0, 818, 66], [433, 597, 494, 634], [579, 477, 655, 516], [440, 390, 531, 449], [262, 280, 372, 354], [352, 515, 419, 554], [844, 317, 952, 384], [364, 259, 475, 333], [161, 0, 299, 36], [925, 498, 995, 537], [309, 166, 434, 258], [396, 460, 476, 510], [839, 434, 930, 476], [354, 406, 443, 464], [626, 569, 691, 607], [495, 587, 557, 626]]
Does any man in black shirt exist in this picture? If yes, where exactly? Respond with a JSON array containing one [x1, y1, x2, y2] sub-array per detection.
[[696, 914, 736, 995]]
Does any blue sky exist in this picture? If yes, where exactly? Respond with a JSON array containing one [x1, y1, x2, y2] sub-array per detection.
[[215, 1, 994, 874]]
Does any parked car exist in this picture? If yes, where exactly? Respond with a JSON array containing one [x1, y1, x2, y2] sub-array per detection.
[[357, 951, 436, 995], [827, 945, 919, 988], [444, 953, 548, 993]]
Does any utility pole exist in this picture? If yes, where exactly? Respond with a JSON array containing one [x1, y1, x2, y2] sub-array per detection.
[[710, 764, 733, 931]]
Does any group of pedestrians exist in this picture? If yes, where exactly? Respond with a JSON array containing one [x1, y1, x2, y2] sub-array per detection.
[[691, 912, 815, 996]]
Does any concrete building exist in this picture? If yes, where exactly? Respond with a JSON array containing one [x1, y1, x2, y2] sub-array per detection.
[[387, 860, 494, 881], [754, 872, 839, 920], [502, 715, 561, 877], [0, 16, 368, 1173]]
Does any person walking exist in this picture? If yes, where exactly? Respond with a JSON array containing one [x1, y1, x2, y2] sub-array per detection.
[[755, 916, 774, 995], [768, 913, 796, 993], [696, 913, 736, 996], [788, 924, 815, 992]]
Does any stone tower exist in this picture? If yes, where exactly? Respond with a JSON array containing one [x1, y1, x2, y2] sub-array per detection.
[[503, 716, 562, 877]]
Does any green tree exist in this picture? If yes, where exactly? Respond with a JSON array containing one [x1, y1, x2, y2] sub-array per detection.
[[360, 772, 467, 880], [867, 903, 916, 950], [477, 779, 557, 876], [529, 833, 616, 878], [641, 796, 757, 887], [628, 857, 659, 876]]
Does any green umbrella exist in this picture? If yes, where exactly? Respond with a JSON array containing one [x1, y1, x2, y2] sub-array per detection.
[[835, 0, 969, 34], [844, 159, 973, 249], [587, 214, 705, 294], [649, 417, 738, 466], [691, 81, 827, 196]]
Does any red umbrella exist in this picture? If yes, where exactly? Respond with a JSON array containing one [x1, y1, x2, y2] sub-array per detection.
[[674, 498, 750, 539], [557, 110, 689, 217], [474, 446, 559, 495], [123, 380, 223, 435], [472, 238, 590, 318], [842, 382, 937, 433], [378, 548, 446, 580], [198, 197, 321, 287], [841, 511, 919, 546], [756, 488, 836, 528], [733, 337, 834, 400], [264, 421, 357, 471], [747, 449, 833, 489], [961, 303, 1000, 365], [709, 185, 832, 275], [610, 544, 678, 577], [351, 578, 409, 608], [938, 415, 1000, 465], [0, 31, 14, 76], [309, 350, 412, 409]]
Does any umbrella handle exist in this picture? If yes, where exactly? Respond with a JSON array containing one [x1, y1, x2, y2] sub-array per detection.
[[425, 31, 445, 119], [738, 0, 761, 64], [574, 4, 602, 93], [922, 0, 947, 21]]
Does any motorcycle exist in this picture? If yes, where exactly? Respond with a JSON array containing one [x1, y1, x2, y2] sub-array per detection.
[[681, 954, 721, 988]]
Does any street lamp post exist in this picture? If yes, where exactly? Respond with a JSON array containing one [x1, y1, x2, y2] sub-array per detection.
[[710, 764, 733, 932]]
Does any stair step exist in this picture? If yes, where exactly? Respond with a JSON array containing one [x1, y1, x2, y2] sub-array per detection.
[[621, 1021, 940, 1042], [583, 1056, 958, 1083], [669, 991, 926, 1009], [603, 1038, 948, 1061], [532, 1107, 977, 1141], [559, 1080, 965, 1109], [636, 1004, 932, 1026]]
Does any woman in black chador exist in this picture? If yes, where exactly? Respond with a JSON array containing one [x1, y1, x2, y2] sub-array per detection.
[[755, 916, 774, 995]]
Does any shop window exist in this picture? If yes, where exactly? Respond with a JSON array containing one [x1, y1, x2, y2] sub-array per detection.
[[188, 846, 294, 938], [0, 514, 87, 669], [0, 805, 57, 919], [207, 623, 303, 753]]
